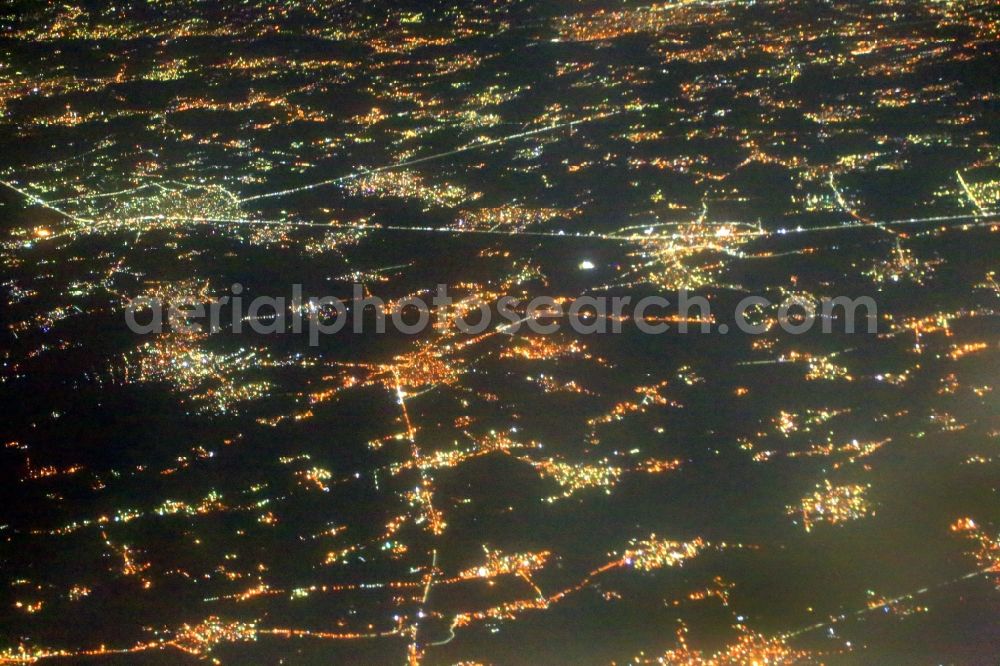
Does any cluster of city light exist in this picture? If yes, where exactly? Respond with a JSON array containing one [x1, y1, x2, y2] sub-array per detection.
[[789, 480, 873, 532], [128, 334, 272, 414], [453, 205, 570, 232], [951, 518, 1000, 580], [634, 623, 814, 666], [456, 548, 551, 581], [624, 536, 707, 571], [344, 170, 481, 209]]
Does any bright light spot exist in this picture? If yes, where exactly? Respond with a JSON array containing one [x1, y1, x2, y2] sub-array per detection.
[[579, 259, 595, 270]]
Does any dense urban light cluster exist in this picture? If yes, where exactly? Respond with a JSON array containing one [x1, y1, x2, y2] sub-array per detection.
[[788, 481, 873, 532], [633, 624, 814, 665], [624, 536, 707, 571]]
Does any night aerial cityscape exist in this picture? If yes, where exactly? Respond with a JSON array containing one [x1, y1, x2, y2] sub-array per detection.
[[0, 0, 998, 663]]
